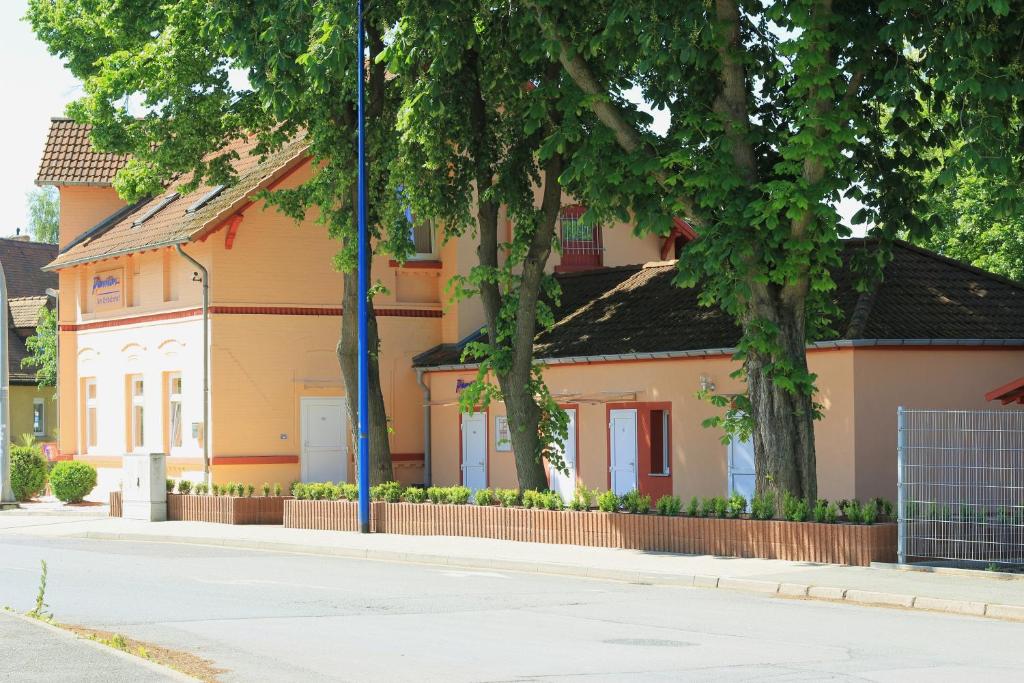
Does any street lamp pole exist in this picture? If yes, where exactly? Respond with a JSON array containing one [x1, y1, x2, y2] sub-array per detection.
[[1, 263, 16, 504], [356, 0, 371, 533]]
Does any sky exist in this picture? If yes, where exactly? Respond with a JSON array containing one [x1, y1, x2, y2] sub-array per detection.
[[0, 1, 862, 239]]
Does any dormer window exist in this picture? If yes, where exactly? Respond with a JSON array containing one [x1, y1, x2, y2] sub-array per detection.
[[556, 205, 603, 272]]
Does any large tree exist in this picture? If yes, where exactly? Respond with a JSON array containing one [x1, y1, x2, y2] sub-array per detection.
[[522, 1, 959, 501], [26, 187, 59, 244], [27, 0, 407, 483]]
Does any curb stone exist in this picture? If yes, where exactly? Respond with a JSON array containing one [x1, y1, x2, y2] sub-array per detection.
[[75, 531, 1024, 623], [2, 611, 195, 681]]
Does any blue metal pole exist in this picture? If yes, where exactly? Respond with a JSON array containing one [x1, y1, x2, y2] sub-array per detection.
[[356, 0, 371, 534]]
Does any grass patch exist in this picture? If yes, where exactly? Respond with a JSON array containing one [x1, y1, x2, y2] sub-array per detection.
[[62, 624, 227, 682]]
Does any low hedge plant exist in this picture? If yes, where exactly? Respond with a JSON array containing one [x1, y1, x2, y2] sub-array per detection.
[[10, 444, 47, 502], [49, 461, 97, 503]]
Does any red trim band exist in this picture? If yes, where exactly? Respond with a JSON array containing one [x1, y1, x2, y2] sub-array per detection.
[[388, 259, 443, 269], [391, 452, 424, 462]]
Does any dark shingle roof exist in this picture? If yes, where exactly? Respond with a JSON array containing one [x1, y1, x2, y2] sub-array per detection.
[[414, 239, 1024, 368], [36, 118, 130, 186], [0, 239, 58, 384]]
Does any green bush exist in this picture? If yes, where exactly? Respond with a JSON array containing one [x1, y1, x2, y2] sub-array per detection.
[[166, 479, 175, 493], [541, 491, 564, 511], [687, 496, 702, 517], [750, 491, 776, 520], [195, 482, 209, 495], [656, 495, 682, 516], [474, 488, 496, 506], [812, 498, 832, 523], [291, 483, 307, 500], [427, 486, 448, 504], [10, 445, 47, 501], [261, 482, 271, 496], [48, 461, 97, 503], [402, 486, 427, 503], [711, 496, 728, 518], [725, 493, 746, 518], [494, 488, 520, 507], [861, 499, 878, 525], [340, 483, 359, 501], [843, 499, 863, 524], [782, 492, 809, 522], [621, 489, 651, 514], [448, 486, 471, 505], [568, 486, 596, 511], [597, 490, 619, 512], [273, 482, 283, 497], [521, 489, 541, 509], [700, 496, 718, 518], [176, 480, 193, 495], [245, 483, 255, 497], [370, 481, 404, 502]]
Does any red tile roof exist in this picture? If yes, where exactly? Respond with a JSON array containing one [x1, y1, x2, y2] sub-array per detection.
[[47, 132, 309, 270], [36, 118, 130, 187]]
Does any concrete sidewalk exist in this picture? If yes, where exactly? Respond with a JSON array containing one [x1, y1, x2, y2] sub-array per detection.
[[0, 611, 188, 682], [2, 513, 1023, 622]]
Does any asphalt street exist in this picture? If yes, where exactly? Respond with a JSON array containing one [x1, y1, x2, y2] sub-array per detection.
[[0, 534, 1021, 682]]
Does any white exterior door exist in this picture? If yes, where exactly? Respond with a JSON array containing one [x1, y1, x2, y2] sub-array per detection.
[[609, 409, 638, 496], [728, 434, 756, 507], [549, 409, 578, 503], [301, 397, 347, 483], [461, 412, 487, 492]]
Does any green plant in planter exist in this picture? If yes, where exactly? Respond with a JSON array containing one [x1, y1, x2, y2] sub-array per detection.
[[812, 499, 831, 523], [597, 490, 619, 513], [261, 482, 271, 497], [245, 484, 256, 497], [195, 482, 209, 495], [291, 483, 307, 500], [402, 486, 427, 503], [656, 495, 682, 516], [326, 484, 342, 500], [426, 486, 448, 504], [273, 483, 282, 497], [621, 489, 651, 514], [687, 496, 701, 517], [10, 444, 47, 501], [711, 496, 728, 518], [494, 488, 519, 507], [521, 489, 541, 509], [843, 500, 863, 524], [371, 481, 404, 503], [750, 491, 776, 521], [166, 479, 175, 493], [725, 493, 746, 518], [542, 491, 564, 511], [861, 499, 878, 525], [474, 488, 496, 506], [870, 497, 894, 521], [176, 480, 193, 495], [782, 492, 809, 522], [448, 486, 471, 505], [48, 461, 97, 503], [568, 486, 596, 511], [340, 483, 359, 501]]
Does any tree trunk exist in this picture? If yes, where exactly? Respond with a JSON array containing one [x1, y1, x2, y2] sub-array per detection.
[[337, 267, 394, 486], [744, 289, 817, 502]]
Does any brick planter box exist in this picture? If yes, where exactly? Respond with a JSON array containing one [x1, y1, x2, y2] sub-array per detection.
[[109, 491, 122, 517], [167, 494, 290, 524], [284, 500, 897, 566]]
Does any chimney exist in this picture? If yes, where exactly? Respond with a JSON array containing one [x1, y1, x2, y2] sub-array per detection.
[[11, 228, 29, 242]]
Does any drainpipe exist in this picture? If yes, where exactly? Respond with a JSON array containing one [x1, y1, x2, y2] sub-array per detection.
[[416, 368, 431, 487], [175, 244, 210, 486]]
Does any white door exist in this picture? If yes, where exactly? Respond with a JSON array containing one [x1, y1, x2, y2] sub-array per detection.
[[549, 409, 578, 503], [728, 434, 756, 507], [609, 409, 638, 496], [461, 412, 487, 493], [301, 397, 347, 483]]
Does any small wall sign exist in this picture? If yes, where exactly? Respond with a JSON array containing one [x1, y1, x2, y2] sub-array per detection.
[[92, 268, 124, 311], [456, 379, 471, 393], [495, 416, 511, 451]]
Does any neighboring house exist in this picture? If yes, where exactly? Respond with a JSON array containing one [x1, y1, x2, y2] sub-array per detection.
[[37, 117, 1024, 503], [0, 237, 58, 446]]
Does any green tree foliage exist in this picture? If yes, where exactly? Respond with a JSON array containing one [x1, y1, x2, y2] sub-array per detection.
[[22, 307, 56, 388], [26, 187, 59, 244]]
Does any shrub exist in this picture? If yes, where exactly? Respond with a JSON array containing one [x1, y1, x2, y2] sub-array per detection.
[[195, 482, 209, 495], [542, 491, 564, 511], [871, 497, 894, 520], [568, 486, 596, 511], [843, 499, 863, 524], [427, 486, 448, 504], [597, 490, 619, 512], [474, 488, 496, 506], [687, 496, 701, 517], [521, 489, 542, 509], [621, 489, 651, 514], [245, 484, 256, 497], [370, 481, 404, 503], [226, 482, 237, 497], [176, 480, 193, 495], [274, 482, 283, 497], [711, 496, 728, 518], [700, 496, 717, 518], [448, 486, 471, 505], [861, 499, 878, 525], [340, 483, 359, 501], [402, 486, 427, 503], [166, 479, 175, 493], [656, 495, 682, 516], [825, 501, 839, 523], [292, 483, 308, 500], [10, 445, 47, 501], [49, 461, 97, 503], [494, 488, 520, 508], [261, 482, 271, 497], [812, 499, 833, 523], [750, 491, 776, 521], [782, 492, 809, 522], [725, 493, 746, 518]]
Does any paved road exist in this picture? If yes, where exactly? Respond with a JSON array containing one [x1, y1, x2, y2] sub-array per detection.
[[0, 535, 1021, 682]]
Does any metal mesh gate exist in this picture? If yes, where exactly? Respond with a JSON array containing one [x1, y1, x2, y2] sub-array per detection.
[[898, 408, 1024, 567]]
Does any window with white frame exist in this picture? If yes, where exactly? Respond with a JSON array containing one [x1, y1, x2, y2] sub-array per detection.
[[129, 375, 145, 452], [167, 373, 183, 451], [409, 219, 435, 259], [84, 378, 98, 450], [32, 399, 45, 437]]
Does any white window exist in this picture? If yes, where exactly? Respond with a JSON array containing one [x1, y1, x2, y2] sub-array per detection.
[[167, 373, 183, 450], [129, 375, 145, 452], [32, 399, 45, 437], [409, 219, 435, 259], [84, 378, 98, 451]]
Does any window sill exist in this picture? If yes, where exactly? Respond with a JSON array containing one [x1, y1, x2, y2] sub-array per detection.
[[647, 472, 672, 478], [389, 259, 442, 269]]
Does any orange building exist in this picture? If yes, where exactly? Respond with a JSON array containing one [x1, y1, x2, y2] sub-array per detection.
[[37, 118, 1024, 503]]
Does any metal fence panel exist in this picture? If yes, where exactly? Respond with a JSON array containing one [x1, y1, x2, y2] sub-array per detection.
[[898, 407, 1024, 567]]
